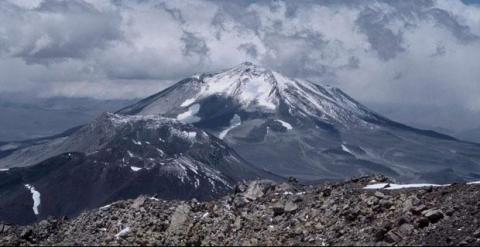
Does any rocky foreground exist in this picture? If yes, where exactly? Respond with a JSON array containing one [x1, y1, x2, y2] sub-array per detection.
[[1, 176, 480, 246]]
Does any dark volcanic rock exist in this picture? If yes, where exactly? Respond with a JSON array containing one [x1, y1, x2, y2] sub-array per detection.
[[422, 209, 444, 223], [0, 113, 276, 225], [1, 176, 480, 246]]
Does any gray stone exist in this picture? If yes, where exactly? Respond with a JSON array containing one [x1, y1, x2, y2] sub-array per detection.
[[366, 196, 379, 206], [284, 201, 298, 213], [399, 224, 414, 235], [20, 228, 32, 239], [244, 180, 274, 201], [416, 217, 430, 228], [233, 216, 242, 230], [379, 199, 393, 208], [131, 196, 146, 209], [411, 204, 427, 214], [168, 204, 191, 233], [384, 230, 402, 243], [402, 198, 414, 213], [374, 191, 387, 199], [473, 229, 480, 238], [271, 202, 284, 216], [422, 209, 444, 223]]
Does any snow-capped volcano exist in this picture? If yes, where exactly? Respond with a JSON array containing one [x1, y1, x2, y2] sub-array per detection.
[[119, 62, 374, 127], [118, 62, 480, 183]]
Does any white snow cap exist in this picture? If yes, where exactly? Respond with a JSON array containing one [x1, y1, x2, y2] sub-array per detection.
[[197, 62, 280, 110], [178, 62, 370, 125]]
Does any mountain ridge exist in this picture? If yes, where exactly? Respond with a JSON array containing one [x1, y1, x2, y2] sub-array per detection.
[[0, 112, 276, 224]]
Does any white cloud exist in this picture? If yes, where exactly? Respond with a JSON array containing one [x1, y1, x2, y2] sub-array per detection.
[[1, 0, 480, 130], [6, 0, 42, 9]]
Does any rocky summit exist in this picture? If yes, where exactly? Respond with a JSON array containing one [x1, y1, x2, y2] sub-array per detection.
[[1, 176, 480, 246]]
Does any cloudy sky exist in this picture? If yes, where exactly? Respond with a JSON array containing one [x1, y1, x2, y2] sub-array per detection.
[[1, 0, 480, 131]]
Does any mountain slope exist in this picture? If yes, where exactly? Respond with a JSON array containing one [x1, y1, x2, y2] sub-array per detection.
[[117, 62, 480, 183], [456, 127, 480, 143], [0, 113, 274, 225], [3, 177, 480, 246]]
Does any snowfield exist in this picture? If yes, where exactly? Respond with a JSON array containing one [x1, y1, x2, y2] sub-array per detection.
[[365, 182, 450, 190], [24, 184, 41, 215], [177, 104, 201, 123], [276, 120, 293, 130], [219, 114, 242, 139], [341, 144, 353, 155], [130, 166, 142, 172]]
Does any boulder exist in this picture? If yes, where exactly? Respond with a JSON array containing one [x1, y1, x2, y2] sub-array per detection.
[[411, 204, 427, 215], [131, 196, 146, 209], [243, 180, 275, 201], [168, 204, 191, 233], [284, 201, 298, 213], [422, 209, 444, 223], [384, 230, 402, 243], [271, 202, 285, 216], [473, 229, 480, 238], [374, 191, 387, 199]]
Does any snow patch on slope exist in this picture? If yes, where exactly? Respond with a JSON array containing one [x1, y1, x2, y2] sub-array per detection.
[[24, 184, 41, 215], [219, 114, 242, 139], [0, 143, 19, 151], [130, 166, 142, 172], [276, 120, 293, 130], [180, 98, 196, 107], [341, 144, 353, 155], [132, 139, 142, 145], [364, 183, 448, 190], [108, 113, 173, 127], [170, 128, 197, 142], [166, 155, 232, 190], [177, 104, 201, 123]]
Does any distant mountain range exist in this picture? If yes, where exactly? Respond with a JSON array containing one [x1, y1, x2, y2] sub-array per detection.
[[0, 96, 135, 141], [456, 127, 480, 143], [1, 62, 480, 224]]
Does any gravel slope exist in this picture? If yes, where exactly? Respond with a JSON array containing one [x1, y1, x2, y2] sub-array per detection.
[[1, 176, 480, 246]]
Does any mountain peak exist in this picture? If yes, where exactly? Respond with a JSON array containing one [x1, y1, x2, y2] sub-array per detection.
[[238, 61, 255, 67], [234, 61, 257, 69], [197, 62, 280, 110], [119, 63, 372, 124], [225, 62, 271, 76]]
